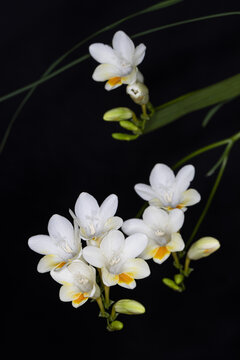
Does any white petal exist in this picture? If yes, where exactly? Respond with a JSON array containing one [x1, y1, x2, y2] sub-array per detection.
[[82, 246, 106, 268], [92, 63, 120, 81], [112, 31, 135, 63], [104, 216, 123, 232], [50, 265, 73, 284], [89, 43, 119, 66], [122, 233, 148, 259], [122, 258, 150, 279], [59, 283, 78, 301], [166, 232, 185, 252], [181, 189, 201, 206], [47, 214, 74, 248], [149, 163, 175, 189], [133, 44, 146, 66], [136, 69, 144, 83], [68, 260, 93, 279], [74, 192, 99, 225], [142, 206, 168, 230], [122, 218, 152, 237], [167, 209, 185, 233], [153, 246, 171, 264], [99, 194, 118, 223], [28, 235, 63, 256], [37, 255, 63, 273], [100, 229, 125, 260], [101, 267, 118, 287], [134, 183, 156, 201], [121, 68, 137, 84], [175, 165, 195, 193]]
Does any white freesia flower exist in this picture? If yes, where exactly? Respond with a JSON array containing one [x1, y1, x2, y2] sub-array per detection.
[[82, 229, 150, 289], [28, 214, 82, 273], [51, 260, 100, 308], [135, 163, 201, 211], [89, 30, 146, 90], [72, 192, 123, 245], [122, 206, 185, 264]]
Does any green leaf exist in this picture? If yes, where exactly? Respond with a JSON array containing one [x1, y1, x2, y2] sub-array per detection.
[[142, 0, 183, 13], [144, 73, 240, 134]]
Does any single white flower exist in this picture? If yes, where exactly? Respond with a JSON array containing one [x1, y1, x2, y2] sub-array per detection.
[[135, 163, 201, 211], [187, 237, 220, 260], [82, 229, 150, 289], [72, 192, 123, 245], [51, 260, 100, 308], [122, 206, 185, 264], [89, 30, 146, 90], [28, 214, 82, 273]]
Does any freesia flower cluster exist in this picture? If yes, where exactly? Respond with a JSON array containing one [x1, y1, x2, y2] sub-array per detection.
[[28, 162, 220, 330]]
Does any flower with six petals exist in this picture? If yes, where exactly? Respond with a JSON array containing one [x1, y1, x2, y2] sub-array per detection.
[[134, 163, 201, 211], [89, 30, 146, 90], [28, 214, 82, 273], [51, 260, 100, 308], [72, 192, 123, 245], [82, 229, 150, 289], [122, 206, 185, 264]]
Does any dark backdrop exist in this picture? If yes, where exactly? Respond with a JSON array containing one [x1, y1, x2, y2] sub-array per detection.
[[2, 0, 239, 357]]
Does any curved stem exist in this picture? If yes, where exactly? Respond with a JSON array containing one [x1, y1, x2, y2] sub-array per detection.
[[186, 153, 229, 249], [173, 138, 230, 170]]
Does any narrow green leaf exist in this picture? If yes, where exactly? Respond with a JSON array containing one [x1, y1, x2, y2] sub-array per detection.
[[144, 73, 240, 134], [142, 0, 183, 13]]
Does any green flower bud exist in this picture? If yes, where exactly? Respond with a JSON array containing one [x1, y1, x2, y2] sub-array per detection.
[[187, 237, 220, 260], [103, 107, 133, 121], [119, 120, 140, 132], [112, 133, 139, 141], [108, 321, 124, 331], [114, 299, 145, 315], [174, 274, 184, 285], [162, 278, 182, 292]]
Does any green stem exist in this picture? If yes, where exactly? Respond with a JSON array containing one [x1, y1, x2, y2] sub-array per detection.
[[96, 297, 106, 316], [172, 252, 181, 268], [184, 256, 191, 274], [173, 138, 230, 170], [104, 285, 110, 309], [186, 153, 229, 249]]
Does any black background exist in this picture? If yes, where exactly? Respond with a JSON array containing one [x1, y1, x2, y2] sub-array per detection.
[[2, 0, 240, 357]]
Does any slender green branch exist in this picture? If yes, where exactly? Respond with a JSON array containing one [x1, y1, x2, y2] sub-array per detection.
[[186, 153, 229, 249], [173, 138, 230, 170]]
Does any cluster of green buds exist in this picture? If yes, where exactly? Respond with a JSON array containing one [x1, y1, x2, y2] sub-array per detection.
[[103, 100, 154, 141]]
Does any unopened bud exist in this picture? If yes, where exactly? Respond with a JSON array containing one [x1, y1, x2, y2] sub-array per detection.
[[108, 320, 124, 331], [126, 82, 149, 105], [114, 299, 145, 315], [119, 120, 140, 132], [162, 278, 182, 292], [187, 237, 220, 260], [112, 133, 139, 141], [103, 107, 133, 121], [174, 274, 184, 285]]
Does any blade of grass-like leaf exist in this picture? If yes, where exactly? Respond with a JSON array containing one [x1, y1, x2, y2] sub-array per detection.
[[201, 96, 237, 127], [144, 73, 240, 134], [1, 11, 240, 105], [0, 0, 182, 154]]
